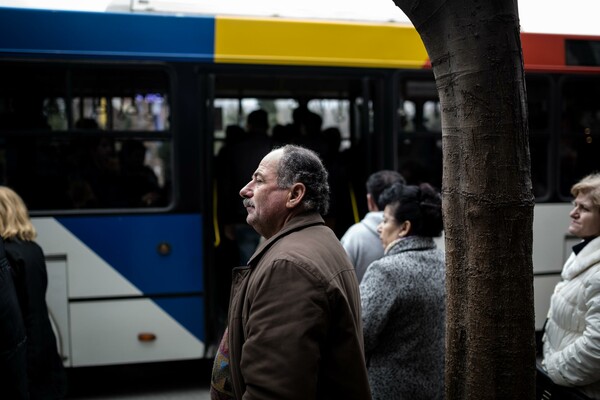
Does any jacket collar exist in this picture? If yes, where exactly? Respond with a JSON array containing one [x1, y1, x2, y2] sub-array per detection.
[[385, 235, 436, 256], [247, 211, 325, 266], [563, 235, 600, 280]]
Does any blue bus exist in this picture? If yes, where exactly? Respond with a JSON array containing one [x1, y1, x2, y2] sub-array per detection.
[[2, 6, 600, 367]]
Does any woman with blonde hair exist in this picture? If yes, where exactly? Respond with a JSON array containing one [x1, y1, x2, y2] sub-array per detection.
[[0, 187, 37, 241], [541, 173, 600, 399], [0, 186, 67, 399]]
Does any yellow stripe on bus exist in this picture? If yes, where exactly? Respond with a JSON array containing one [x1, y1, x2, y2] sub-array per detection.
[[215, 16, 429, 69]]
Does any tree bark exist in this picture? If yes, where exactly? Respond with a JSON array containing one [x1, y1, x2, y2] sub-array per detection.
[[392, 0, 536, 398]]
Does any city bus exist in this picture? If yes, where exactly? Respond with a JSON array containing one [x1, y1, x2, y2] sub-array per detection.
[[1, 5, 600, 367]]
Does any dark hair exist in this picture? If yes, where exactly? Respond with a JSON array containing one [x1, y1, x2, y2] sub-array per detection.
[[366, 170, 406, 209], [276, 144, 330, 215], [247, 109, 269, 131], [378, 182, 443, 237]]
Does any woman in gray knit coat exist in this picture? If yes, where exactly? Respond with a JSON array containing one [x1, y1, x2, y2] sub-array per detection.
[[360, 182, 445, 400]]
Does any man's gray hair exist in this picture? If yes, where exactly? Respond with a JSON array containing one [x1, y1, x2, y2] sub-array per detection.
[[276, 145, 330, 215]]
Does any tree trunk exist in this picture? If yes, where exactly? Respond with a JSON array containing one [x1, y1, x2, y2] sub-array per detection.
[[392, 0, 536, 398]]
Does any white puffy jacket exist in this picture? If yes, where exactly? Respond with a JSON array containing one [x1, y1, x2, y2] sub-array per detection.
[[543, 235, 600, 399]]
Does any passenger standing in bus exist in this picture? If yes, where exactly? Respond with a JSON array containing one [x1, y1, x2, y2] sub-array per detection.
[[214, 111, 274, 345], [0, 236, 29, 399], [320, 126, 354, 238], [211, 145, 371, 400], [293, 107, 326, 156], [216, 109, 273, 264], [542, 173, 600, 399], [360, 182, 445, 400], [118, 141, 162, 207], [340, 170, 405, 283], [0, 187, 68, 400]]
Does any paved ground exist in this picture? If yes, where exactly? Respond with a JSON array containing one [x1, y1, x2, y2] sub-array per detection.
[[66, 360, 212, 400], [69, 387, 210, 400]]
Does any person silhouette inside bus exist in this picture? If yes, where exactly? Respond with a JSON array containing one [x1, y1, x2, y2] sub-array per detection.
[[0, 92, 50, 131], [216, 109, 273, 264], [213, 112, 274, 344], [0, 187, 68, 399], [71, 135, 122, 208], [541, 173, 600, 399], [320, 126, 354, 237], [271, 123, 298, 146], [118, 141, 161, 207], [292, 106, 326, 156]]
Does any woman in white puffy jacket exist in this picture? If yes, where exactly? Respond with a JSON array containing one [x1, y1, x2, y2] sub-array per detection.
[[543, 173, 600, 399]]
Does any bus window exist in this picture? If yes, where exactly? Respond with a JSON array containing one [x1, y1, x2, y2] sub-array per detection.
[[526, 76, 552, 199], [400, 79, 439, 132], [397, 75, 552, 198], [213, 98, 297, 155], [559, 76, 600, 198], [0, 64, 66, 131], [422, 100, 442, 132], [44, 98, 68, 131], [71, 95, 169, 132], [213, 97, 352, 155], [0, 62, 173, 210], [307, 99, 351, 149], [398, 77, 443, 190], [399, 100, 416, 132], [71, 69, 170, 132]]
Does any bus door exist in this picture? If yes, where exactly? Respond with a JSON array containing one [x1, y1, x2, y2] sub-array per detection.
[[395, 72, 443, 191], [203, 67, 386, 342], [196, 70, 225, 354]]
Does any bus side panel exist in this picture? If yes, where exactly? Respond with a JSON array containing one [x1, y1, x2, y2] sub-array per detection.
[[33, 215, 206, 366], [214, 16, 429, 68], [0, 7, 215, 61], [532, 204, 573, 330], [55, 214, 204, 297], [70, 297, 205, 366], [34, 217, 141, 298]]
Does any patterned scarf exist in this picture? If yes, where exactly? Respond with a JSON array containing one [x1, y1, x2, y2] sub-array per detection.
[[210, 327, 235, 400]]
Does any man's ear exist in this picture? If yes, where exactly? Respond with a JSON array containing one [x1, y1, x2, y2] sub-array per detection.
[[286, 183, 306, 209]]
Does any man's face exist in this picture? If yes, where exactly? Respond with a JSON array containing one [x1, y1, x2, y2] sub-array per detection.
[[239, 149, 290, 239]]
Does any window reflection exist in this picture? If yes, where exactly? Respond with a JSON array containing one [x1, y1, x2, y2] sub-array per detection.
[[559, 78, 600, 198], [0, 62, 173, 210]]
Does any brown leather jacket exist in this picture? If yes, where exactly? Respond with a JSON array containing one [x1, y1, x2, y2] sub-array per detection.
[[228, 212, 372, 400]]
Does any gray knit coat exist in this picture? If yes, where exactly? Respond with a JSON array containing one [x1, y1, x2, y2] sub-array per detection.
[[360, 236, 445, 400]]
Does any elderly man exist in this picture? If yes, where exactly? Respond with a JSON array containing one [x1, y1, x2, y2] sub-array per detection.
[[211, 145, 371, 400]]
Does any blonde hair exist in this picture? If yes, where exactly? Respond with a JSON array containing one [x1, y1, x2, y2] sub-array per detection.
[[571, 173, 600, 208], [0, 186, 37, 241]]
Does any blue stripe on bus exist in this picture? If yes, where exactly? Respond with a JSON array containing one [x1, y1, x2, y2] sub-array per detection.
[[155, 296, 205, 342], [57, 214, 204, 339], [0, 7, 215, 61]]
